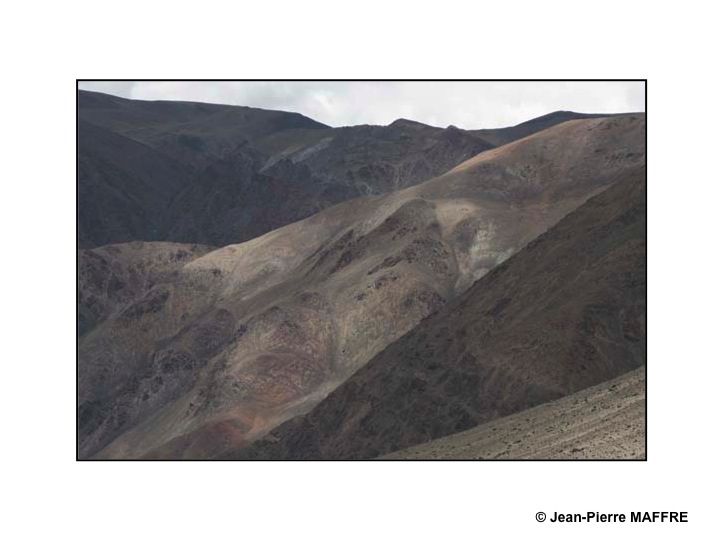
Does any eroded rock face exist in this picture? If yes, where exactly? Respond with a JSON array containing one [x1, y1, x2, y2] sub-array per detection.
[[78, 242, 212, 336], [78, 114, 646, 459]]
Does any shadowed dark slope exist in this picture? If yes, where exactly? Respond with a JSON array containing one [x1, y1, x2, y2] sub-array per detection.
[[229, 166, 646, 460], [79, 90, 329, 170], [78, 121, 194, 247], [78, 91, 330, 247]]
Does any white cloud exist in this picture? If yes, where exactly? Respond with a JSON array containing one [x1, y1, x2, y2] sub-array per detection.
[[78, 81, 645, 129]]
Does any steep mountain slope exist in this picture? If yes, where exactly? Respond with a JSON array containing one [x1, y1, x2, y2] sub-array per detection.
[[78, 115, 645, 459], [230, 164, 646, 460], [384, 367, 645, 460], [78, 91, 623, 248]]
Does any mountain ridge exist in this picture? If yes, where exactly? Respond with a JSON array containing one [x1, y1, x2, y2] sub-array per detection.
[[77, 89, 632, 249]]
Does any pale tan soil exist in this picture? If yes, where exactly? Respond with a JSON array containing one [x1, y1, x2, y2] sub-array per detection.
[[384, 367, 645, 460]]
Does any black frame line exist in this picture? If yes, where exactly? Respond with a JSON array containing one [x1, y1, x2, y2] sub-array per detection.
[[76, 78, 648, 462]]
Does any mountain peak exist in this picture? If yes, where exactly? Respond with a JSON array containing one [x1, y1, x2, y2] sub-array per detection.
[[388, 118, 431, 129]]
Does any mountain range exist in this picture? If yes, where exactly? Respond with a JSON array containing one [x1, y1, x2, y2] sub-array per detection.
[[77, 91, 645, 459], [78, 91, 616, 248]]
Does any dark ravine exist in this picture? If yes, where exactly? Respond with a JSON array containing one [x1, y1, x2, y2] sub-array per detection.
[[227, 166, 646, 460]]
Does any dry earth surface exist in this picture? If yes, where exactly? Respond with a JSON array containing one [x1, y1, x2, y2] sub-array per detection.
[[384, 367, 645, 460]]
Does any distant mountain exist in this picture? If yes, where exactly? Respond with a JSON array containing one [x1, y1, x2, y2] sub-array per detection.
[[77, 114, 645, 459], [78, 91, 624, 248], [78, 90, 329, 170], [228, 163, 646, 460], [78, 91, 494, 247], [78, 90, 329, 247], [471, 111, 625, 146], [78, 121, 193, 247]]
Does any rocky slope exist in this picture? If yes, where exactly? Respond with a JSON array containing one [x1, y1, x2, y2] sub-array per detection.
[[384, 367, 645, 460], [78, 114, 645, 459], [78, 242, 212, 336], [229, 163, 646, 460]]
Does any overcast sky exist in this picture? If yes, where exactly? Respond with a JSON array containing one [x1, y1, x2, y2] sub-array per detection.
[[78, 81, 645, 129]]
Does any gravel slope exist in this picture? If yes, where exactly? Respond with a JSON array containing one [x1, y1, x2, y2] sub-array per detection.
[[384, 367, 645, 460]]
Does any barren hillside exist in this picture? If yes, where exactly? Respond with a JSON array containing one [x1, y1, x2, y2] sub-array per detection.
[[230, 164, 646, 460], [384, 367, 645, 460]]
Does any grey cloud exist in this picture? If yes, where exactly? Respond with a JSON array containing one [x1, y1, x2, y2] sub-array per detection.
[[77, 81, 645, 129]]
